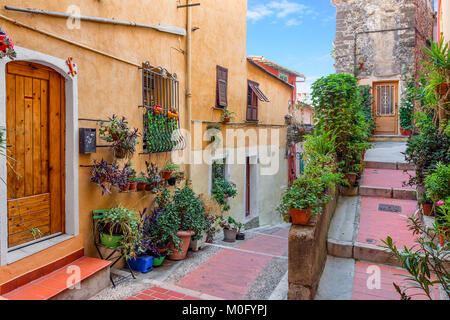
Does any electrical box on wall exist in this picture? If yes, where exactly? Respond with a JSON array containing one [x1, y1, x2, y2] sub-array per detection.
[[79, 128, 97, 154]]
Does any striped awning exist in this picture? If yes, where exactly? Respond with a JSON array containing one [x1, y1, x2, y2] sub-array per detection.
[[249, 82, 270, 102]]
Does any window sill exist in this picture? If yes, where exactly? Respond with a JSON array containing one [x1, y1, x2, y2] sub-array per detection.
[[245, 120, 259, 123], [7, 234, 75, 265]]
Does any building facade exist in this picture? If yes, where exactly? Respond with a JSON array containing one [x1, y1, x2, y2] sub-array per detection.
[[438, 0, 450, 43], [334, 0, 435, 135], [0, 0, 291, 295]]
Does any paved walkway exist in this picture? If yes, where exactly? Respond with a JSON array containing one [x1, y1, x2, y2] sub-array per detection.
[[92, 224, 290, 300], [357, 196, 417, 248], [319, 142, 444, 300], [176, 229, 288, 299]]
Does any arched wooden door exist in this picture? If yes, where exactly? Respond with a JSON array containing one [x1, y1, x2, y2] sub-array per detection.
[[5, 61, 65, 248]]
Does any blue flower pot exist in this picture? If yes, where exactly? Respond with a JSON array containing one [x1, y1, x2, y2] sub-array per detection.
[[127, 255, 153, 273]]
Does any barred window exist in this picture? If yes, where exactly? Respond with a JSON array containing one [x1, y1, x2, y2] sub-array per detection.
[[142, 62, 185, 153]]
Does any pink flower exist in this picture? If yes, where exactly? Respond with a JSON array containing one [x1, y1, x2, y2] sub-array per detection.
[[436, 200, 445, 207]]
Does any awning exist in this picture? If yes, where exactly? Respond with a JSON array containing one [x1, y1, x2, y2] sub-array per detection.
[[249, 82, 270, 102]]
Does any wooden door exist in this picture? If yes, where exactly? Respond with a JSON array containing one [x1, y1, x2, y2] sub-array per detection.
[[5, 61, 65, 248], [373, 82, 399, 135], [245, 157, 250, 217]]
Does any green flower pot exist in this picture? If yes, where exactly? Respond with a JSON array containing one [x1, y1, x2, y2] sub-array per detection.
[[153, 256, 165, 267], [100, 232, 123, 248]]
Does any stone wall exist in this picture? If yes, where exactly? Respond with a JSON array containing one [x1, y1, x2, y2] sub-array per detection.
[[335, 0, 417, 80], [287, 188, 339, 300], [415, 0, 435, 77]]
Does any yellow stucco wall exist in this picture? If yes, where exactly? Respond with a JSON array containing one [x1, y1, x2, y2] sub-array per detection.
[[0, 0, 291, 275], [440, 0, 450, 43], [0, 1, 186, 265]]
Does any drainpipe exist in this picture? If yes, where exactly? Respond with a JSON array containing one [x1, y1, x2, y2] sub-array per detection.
[[185, 0, 192, 181]]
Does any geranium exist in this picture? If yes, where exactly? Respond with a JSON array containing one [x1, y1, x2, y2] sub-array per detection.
[[436, 200, 445, 207]]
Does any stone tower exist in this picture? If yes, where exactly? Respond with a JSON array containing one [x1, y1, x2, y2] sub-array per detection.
[[334, 0, 435, 135]]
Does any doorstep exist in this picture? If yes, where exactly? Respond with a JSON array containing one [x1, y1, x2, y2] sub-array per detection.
[[1, 256, 111, 300]]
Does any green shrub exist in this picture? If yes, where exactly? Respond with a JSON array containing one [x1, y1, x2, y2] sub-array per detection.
[[97, 206, 141, 259], [277, 175, 330, 222], [425, 162, 450, 202], [311, 74, 370, 176]]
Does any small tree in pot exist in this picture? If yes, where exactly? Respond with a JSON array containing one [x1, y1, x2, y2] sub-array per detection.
[[167, 186, 208, 260]]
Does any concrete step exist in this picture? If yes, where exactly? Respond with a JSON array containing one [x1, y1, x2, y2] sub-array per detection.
[[1, 256, 111, 300], [359, 186, 416, 200], [369, 135, 409, 142], [327, 196, 416, 267], [364, 160, 414, 170], [359, 168, 416, 200]]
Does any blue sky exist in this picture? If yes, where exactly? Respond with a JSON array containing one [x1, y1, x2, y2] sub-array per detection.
[[246, 0, 337, 97]]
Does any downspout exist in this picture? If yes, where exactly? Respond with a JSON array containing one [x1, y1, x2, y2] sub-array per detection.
[[185, 0, 192, 181]]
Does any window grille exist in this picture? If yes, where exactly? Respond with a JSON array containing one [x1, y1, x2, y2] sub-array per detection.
[[141, 61, 185, 153]]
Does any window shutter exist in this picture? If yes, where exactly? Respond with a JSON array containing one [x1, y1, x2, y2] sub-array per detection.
[[216, 66, 228, 107], [246, 82, 258, 121]]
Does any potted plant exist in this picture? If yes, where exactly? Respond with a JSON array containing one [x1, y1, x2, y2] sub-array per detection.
[[419, 193, 434, 216], [135, 175, 147, 191], [211, 177, 237, 212], [127, 166, 137, 191], [166, 186, 208, 260], [277, 175, 329, 225], [96, 206, 141, 259], [235, 221, 245, 240], [424, 162, 450, 217], [161, 162, 180, 180], [221, 108, 235, 124], [145, 162, 162, 193], [90, 159, 120, 195], [99, 115, 140, 160], [117, 163, 133, 192], [144, 200, 179, 265], [220, 216, 240, 242]]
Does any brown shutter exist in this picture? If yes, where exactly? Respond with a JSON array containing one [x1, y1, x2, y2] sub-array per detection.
[[246, 82, 258, 121], [216, 66, 228, 107]]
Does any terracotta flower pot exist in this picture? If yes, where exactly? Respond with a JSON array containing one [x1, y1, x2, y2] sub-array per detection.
[[346, 173, 357, 186], [289, 208, 312, 225], [114, 147, 127, 159], [120, 184, 129, 192], [422, 203, 433, 216], [168, 231, 195, 261], [224, 117, 231, 123], [161, 171, 172, 180], [137, 182, 146, 191], [128, 182, 137, 191], [145, 183, 152, 191]]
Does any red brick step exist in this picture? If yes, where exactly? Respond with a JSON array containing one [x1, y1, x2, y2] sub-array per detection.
[[1, 257, 111, 300]]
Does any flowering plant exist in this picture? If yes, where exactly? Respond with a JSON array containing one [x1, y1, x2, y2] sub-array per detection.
[[0, 30, 16, 60]]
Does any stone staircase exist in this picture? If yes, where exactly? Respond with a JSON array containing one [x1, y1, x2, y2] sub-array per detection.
[[327, 149, 419, 267]]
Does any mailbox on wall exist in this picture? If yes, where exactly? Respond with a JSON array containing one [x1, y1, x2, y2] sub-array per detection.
[[79, 128, 97, 154]]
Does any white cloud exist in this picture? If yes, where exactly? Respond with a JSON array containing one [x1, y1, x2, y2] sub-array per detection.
[[247, 0, 315, 26], [297, 75, 321, 103], [268, 0, 307, 18], [247, 4, 273, 21]]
